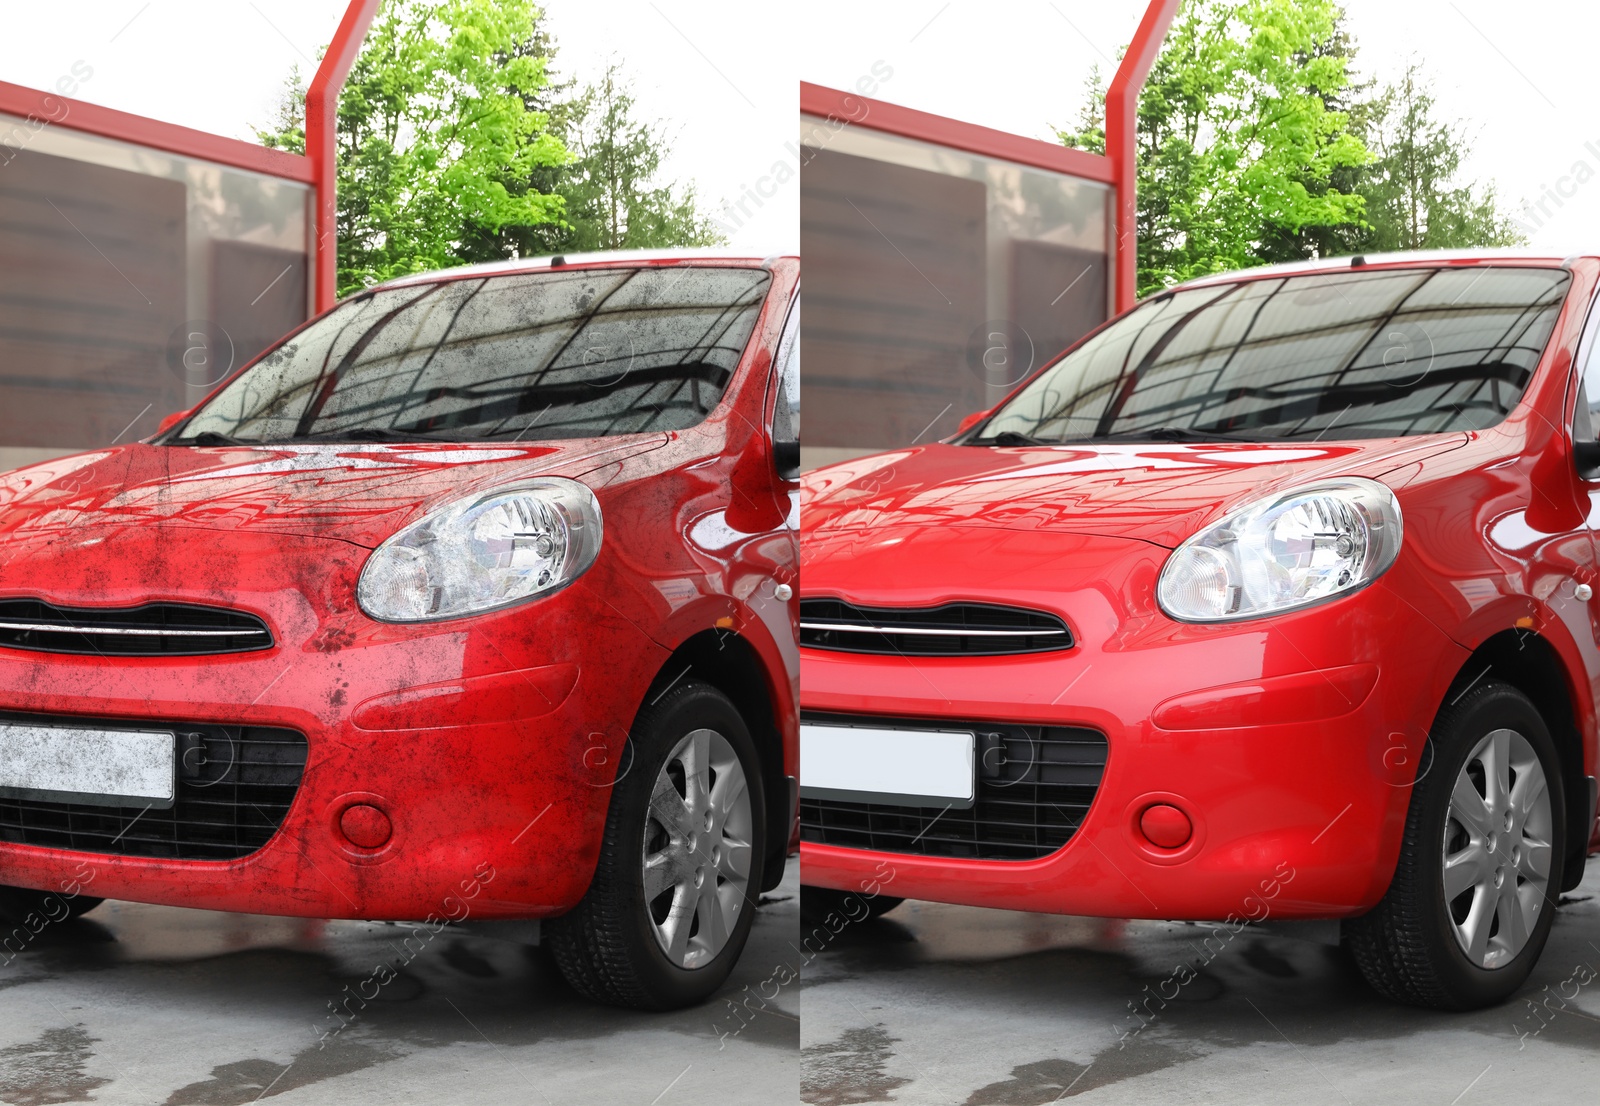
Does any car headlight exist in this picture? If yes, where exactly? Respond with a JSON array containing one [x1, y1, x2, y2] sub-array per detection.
[[1157, 477, 1402, 623], [358, 478, 603, 622]]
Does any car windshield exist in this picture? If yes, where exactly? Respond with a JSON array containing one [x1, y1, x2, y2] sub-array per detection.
[[970, 265, 1571, 444], [171, 265, 772, 444]]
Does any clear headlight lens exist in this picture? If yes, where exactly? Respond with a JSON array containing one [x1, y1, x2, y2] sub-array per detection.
[[1157, 477, 1402, 623], [358, 478, 602, 622]]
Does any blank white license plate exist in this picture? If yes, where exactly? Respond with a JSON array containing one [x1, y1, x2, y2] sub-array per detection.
[[801, 724, 975, 808], [0, 724, 176, 809]]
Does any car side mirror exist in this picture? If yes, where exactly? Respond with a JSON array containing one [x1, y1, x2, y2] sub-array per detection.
[[156, 409, 189, 436], [774, 439, 800, 482], [1575, 439, 1600, 479], [957, 409, 990, 435]]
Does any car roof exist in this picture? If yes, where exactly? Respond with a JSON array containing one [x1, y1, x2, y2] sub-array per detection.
[[1168, 248, 1586, 292], [370, 248, 793, 290]]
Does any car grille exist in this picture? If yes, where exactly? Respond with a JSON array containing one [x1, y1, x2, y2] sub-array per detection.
[[799, 712, 1108, 860], [0, 599, 273, 657], [800, 599, 1073, 656], [0, 711, 307, 860]]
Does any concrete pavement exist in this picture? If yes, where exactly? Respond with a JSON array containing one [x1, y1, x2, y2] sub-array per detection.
[[800, 865, 1600, 1104], [0, 861, 799, 1105]]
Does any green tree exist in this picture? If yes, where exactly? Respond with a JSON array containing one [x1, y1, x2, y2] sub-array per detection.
[[260, 5, 724, 289], [1252, 10, 1374, 263], [1352, 61, 1523, 251], [257, 67, 308, 156], [554, 63, 723, 251], [1059, 2, 1525, 293], [258, 0, 569, 296], [453, 9, 583, 261], [1061, 0, 1370, 295], [460, 61, 725, 259]]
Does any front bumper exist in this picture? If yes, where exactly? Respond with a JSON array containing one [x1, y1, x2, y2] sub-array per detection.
[[0, 530, 668, 920], [799, 525, 1470, 920]]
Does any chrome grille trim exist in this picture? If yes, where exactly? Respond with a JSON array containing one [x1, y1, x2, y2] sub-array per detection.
[[0, 600, 274, 657], [799, 598, 1074, 656], [0, 621, 267, 638]]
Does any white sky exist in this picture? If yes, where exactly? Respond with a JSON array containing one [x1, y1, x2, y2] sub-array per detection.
[[0, 2, 1594, 255], [0, 0, 796, 253]]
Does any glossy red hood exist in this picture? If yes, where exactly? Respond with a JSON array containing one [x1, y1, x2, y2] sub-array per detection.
[[802, 435, 1469, 549], [0, 436, 665, 550]]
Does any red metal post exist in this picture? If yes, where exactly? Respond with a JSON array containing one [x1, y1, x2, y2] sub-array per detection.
[[1107, 0, 1180, 313], [306, 0, 381, 312]]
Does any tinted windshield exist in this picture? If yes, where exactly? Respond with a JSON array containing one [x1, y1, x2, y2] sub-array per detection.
[[973, 266, 1571, 444], [174, 265, 772, 444]]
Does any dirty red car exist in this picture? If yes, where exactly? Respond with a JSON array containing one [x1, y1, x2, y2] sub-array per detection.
[[800, 251, 1600, 1009], [0, 250, 800, 1010]]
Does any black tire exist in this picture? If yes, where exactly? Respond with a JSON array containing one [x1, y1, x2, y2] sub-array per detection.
[[0, 885, 103, 925], [801, 886, 903, 923], [546, 680, 767, 1010], [1343, 680, 1566, 1009]]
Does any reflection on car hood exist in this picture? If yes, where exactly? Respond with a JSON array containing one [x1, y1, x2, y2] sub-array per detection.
[[801, 436, 1469, 549], [0, 436, 666, 550]]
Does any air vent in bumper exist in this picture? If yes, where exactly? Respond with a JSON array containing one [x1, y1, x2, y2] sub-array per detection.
[[799, 712, 1107, 860], [0, 711, 307, 860]]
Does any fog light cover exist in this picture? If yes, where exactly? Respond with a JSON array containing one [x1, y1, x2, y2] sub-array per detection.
[[359, 478, 602, 622], [1157, 477, 1402, 622]]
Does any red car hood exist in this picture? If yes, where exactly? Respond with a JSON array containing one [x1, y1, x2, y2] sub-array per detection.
[[802, 435, 1469, 549], [0, 436, 666, 551]]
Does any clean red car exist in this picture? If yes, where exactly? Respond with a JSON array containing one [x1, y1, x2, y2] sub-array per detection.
[[0, 250, 800, 1010], [800, 251, 1600, 1009]]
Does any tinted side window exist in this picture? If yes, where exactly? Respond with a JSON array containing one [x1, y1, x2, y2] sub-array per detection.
[[774, 298, 799, 451]]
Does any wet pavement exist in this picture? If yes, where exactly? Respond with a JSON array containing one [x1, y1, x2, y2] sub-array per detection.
[[0, 861, 798, 1105], [800, 865, 1600, 1104]]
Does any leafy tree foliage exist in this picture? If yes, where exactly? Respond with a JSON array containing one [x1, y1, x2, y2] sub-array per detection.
[[1353, 61, 1522, 251], [258, 0, 721, 296], [1060, 0, 1523, 295], [553, 64, 723, 251]]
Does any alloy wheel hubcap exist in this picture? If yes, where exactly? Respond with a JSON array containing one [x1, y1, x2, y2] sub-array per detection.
[[1442, 728, 1553, 969], [642, 727, 753, 970]]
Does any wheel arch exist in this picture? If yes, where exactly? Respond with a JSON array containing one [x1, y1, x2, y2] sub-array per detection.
[[637, 629, 792, 893], [1439, 628, 1596, 891]]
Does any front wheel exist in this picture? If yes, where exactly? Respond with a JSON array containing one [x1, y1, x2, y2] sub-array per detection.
[[1343, 680, 1565, 1009], [546, 680, 766, 1010]]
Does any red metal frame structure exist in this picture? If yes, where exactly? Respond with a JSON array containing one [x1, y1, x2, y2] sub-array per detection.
[[0, 0, 378, 315], [800, 0, 1179, 315], [1108, 0, 1180, 312], [798, 83, 1114, 185], [0, 83, 314, 182], [308, 0, 381, 311]]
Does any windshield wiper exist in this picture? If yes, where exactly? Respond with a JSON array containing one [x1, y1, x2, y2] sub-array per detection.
[[968, 430, 1052, 446], [167, 431, 255, 446], [968, 426, 1262, 446], [1091, 426, 1264, 443]]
